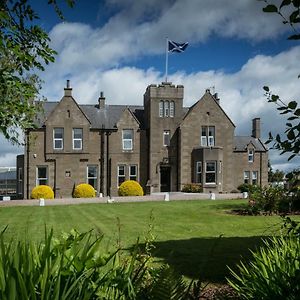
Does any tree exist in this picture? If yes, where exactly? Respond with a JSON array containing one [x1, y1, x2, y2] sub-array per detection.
[[261, 0, 300, 161], [0, 0, 74, 143]]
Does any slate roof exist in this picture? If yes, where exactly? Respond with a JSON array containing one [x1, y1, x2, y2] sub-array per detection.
[[36, 102, 145, 129], [234, 136, 267, 152]]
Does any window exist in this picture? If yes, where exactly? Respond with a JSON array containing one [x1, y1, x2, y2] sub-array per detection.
[[163, 130, 170, 146], [53, 128, 64, 150], [248, 149, 254, 162], [122, 129, 133, 150], [87, 165, 98, 190], [118, 165, 126, 186], [201, 126, 207, 146], [129, 165, 137, 181], [73, 128, 83, 150], [205, 161, 216, 184], [170, 101, 175, 117], [36, 166, 48, 186], [159, 101, 164, 117], [201, 126, 215, 146], [195, 161, 202, 183], [18, 167, 23, 194], [164, 101, 169, 117], [252, 171, 258, 185], [244, 171, 250, 184], [208, 126, 215, 146]]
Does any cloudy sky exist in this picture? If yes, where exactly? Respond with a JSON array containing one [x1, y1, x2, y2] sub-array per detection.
[[1, 0, 299, 171]]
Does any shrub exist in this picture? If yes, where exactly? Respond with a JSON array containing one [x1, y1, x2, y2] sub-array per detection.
[[73, 183, 95, 198], [118, 180, 144, 196], [31, 185, 54, 199], [181, 183, 203, 193], [237, 183, 253, 193], [228, 235, 300, 299]]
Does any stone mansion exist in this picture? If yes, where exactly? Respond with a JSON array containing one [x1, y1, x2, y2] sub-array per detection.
[[16, 81, 268, 198]]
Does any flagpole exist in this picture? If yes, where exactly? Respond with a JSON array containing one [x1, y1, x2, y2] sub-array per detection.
[[165, 37, 168, 83]]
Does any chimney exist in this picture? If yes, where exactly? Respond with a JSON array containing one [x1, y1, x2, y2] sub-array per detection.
[[252, 118, 261, 138], [98, 91, 105, 109], [64, 80, 72, 96], [214, 93, 220, 105]]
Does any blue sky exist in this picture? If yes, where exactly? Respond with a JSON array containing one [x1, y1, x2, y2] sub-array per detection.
[[1, 0, 299, 172]]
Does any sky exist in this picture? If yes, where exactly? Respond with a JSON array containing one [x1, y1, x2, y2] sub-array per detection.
[[1, 0, 299, 172]]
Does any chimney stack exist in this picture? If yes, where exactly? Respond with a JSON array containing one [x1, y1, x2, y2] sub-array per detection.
[[252, 118, 260, 138], [98, 91, 105, 109], [214, 93, 220, 105], [64, 80, 72, 96]]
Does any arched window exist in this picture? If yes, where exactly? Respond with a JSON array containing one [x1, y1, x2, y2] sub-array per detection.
[[164, 101, 169, 117], [159, 101, 164, 117], [170, 101, 175, 117]]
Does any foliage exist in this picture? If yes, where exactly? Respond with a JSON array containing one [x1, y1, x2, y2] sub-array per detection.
[[0, 225, 203, 299], [228, 235, 300, 300], [261, 0, 300, 40], [237, 183, 253, 193], [268, 167, 285, 183], [30, 185, 54, 199], [181, 183, 203, 193], [0, 0, 74, 142], [73, 183, 96, 198], [118, 180, 144, 196]]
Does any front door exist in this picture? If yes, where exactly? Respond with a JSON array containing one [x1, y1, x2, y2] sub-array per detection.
[[160, 166, 171, 192]]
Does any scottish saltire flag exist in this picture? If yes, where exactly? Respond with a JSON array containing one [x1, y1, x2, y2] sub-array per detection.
[[168, 40, 188, 53]]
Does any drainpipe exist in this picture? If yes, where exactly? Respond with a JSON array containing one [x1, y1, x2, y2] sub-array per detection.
[[100, 129, 105, 195], [26, 131, 30, 199], [260, 152, 262, 187], [106, 131, 111, 196]]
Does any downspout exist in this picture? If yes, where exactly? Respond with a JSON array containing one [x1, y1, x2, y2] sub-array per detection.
[[26, 130, 30, 199], [100, 129, 105, 195], [260, 152, 262, 187], [106, 131, 110, 196]]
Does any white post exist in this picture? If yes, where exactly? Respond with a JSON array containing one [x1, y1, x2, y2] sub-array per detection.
[[164, 192, 170, 201], [39, 198, 45, 206], [210, 193, 215, 200], [165, 37, 169, 82]]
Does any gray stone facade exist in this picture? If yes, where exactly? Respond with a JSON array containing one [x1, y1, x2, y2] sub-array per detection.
[[17, 82, 268, 198]]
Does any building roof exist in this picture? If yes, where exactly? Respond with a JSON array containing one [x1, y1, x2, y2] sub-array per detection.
[[36, 102, 145, 130], [234, 136, 267, 152]]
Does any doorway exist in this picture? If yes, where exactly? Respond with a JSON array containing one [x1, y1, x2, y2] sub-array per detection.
[[160, 166, 171, 192]]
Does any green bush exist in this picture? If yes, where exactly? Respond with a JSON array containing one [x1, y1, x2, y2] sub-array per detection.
[[181, 183, 203, 193], [228, 235, 300, 299], [237, 183, 253, 193], [118, 180, 144, 196], [73, 183, 96, 198], [31, 185, 54, 199]]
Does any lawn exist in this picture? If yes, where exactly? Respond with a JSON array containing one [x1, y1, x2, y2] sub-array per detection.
[[0, 199, 297, 282]]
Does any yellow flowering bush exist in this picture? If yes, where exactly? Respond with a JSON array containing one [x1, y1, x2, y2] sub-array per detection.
[[73, 183, 96, 198], [31, 185, 54, 199], [118, 180, 144, 196]]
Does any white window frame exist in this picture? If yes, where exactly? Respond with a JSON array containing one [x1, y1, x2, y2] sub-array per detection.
[[122, 129, 133, 150], [129, 165, 138, 181], [196, 161, 202, 183], [201, 126, 207, 146], [36, 166, 48, 186], [118, 165, 126, 186], [205, 161, 216, 184], [164, 101, 169, 117], [201, 126, 215, 146], [159, 101, 164, 117], [170, 101, 175, 117], [87, 165, 98, 191], [208, 126, 215, 146], [248, 149, 254, 162], [73, 128, 83, 150], [252, 171, 258, 185], [163, 130, 170, 147], [244, 171, 250, 184], [53, 128, 64, 150]]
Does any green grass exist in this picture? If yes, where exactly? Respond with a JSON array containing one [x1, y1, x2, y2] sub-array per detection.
[[0, 199, 298, 282]]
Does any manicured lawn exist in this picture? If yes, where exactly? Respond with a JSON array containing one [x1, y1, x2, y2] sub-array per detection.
[[0, 199, 298, 282]]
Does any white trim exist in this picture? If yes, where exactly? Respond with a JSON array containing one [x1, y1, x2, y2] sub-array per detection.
[[129, 165, 138, 181], [73, 128, 83, 150], [53, 128, 63, 150], [36, 166, 48, 186], [122, 129, 133, 150]]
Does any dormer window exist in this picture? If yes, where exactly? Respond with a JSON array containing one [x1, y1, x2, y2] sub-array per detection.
[[248, 149, 254, 162], [122, 129, 133, 150]]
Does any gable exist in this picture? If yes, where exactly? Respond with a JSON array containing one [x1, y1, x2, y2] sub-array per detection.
[[116, 107, 140, 129], [45, 95, 91, 127], [181, 91, 235, 129]]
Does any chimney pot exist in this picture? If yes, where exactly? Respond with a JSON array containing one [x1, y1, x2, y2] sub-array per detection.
[[98, 91, 105, 109], [64, 79, 72, 96]]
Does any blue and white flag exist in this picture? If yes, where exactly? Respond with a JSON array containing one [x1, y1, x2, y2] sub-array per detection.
[[168, 40, 188, 53]]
